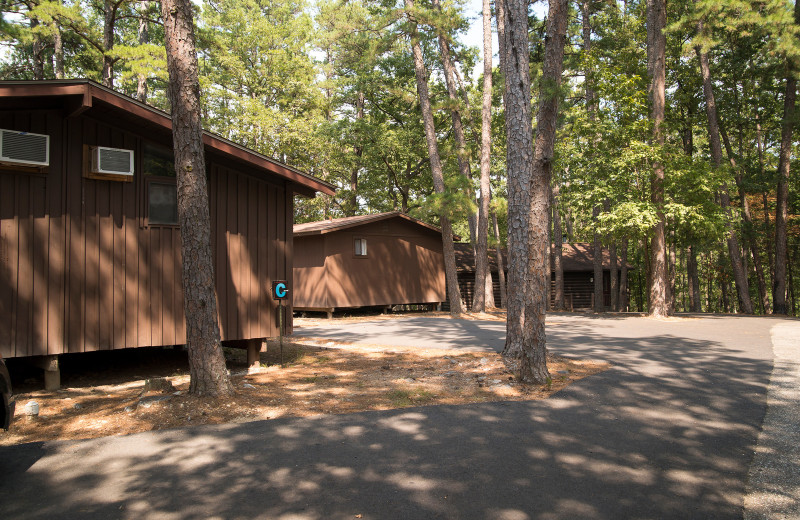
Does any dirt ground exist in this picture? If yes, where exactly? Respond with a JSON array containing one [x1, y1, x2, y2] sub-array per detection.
[[1, 312, 610, 446]]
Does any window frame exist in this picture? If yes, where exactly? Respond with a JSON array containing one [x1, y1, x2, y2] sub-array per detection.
[[140, 141, 179, 228], [353, 237, 368, 258]]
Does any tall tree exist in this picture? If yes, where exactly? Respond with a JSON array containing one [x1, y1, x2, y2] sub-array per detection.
[[695, 36, 753, 313], [552, 180, 565, 310], [647, 0, 668, 317], [502, 0, 568, 383], [593, 205, 604, 311], [774, 0, 799, 314], [431, 0, 477, 245], [161, 0, 233, 396], [492, 209, 507, 308], [472, 0, 494, 312], [405, 0, 464, 316], [135, 0, 148, 102]]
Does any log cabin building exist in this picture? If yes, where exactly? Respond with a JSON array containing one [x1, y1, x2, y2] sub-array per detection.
[[293, 212, 447, 317], [0, 79, 334, 386], [453, 242, 630, 311]]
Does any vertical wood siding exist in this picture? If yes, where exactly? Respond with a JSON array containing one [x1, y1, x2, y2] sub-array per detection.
[[293, 217, 446, 310], [0, 109, 290, 358]]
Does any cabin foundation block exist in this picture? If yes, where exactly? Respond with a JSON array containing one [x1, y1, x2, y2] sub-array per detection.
[[246, 339, 263, 371], [31, 355, 60, 390]]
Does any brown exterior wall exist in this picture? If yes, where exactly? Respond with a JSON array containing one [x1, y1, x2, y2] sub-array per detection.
[[293, 217, 446, 309], [0, 108, 292, 358], [454, 268, 622, 310]]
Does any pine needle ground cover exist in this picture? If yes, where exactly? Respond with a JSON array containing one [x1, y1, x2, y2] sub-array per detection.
[[1, 319, 609, 446]]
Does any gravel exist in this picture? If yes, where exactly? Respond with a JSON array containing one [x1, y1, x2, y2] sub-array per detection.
[[744, 321, 800, 520]]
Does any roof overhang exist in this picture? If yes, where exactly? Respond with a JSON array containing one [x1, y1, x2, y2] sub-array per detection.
[[294, 211, 448, 237], [0, 79, 335, 197]]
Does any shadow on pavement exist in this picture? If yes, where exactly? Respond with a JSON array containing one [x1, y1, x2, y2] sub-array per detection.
[[0, 317, 777, 520]]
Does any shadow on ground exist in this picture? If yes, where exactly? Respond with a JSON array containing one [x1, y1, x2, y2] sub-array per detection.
[[0, 317, 779, 520]]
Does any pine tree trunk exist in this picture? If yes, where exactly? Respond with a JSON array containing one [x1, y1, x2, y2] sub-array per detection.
[[346, 91, 364, 216], [502, 0, 536, 366], [619, 238, 629, 311], [161, 0, 233, 396], [688, 245, 701, 312], [501, 0, 567, 384], [405, 0, 463, 317], [135, 1, 149, 102], [103, 0, 115, 87], [432, 0, 476, 246], [696, 44, 753, 313], [593, 205, 603, 312], [610, 241, 618, 312], [667, 229, 676, 314], [492, 210, 507, 308], [720, 126, 771, 314], [472, 0, 494, 312], [495, 0, 507, 103], [647, 0, 668, 317], [31, 18, 45, 80], [54, 4, 65, 80], [774, 2, 798, 314], [553, 182, 565, 310]]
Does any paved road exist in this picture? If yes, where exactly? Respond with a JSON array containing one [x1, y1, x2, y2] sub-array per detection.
[[0, 315, 794, 519]]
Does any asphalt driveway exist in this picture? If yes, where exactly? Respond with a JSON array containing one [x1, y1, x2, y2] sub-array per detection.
[[0, 315, 794, 519]]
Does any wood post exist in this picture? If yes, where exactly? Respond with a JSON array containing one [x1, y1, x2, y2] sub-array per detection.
[[31, 355, 60, 390], [246, 339, 262, 371]]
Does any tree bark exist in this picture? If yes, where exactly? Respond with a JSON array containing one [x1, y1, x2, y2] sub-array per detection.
[[668, 228, 676, 313], [432, 0, 477, 247], [30, 17, 45, 80], [54, 23, 64, 79], [472, 0, 494, 312], [501, 0, 567, 384], [647, 0, 668, 317], [619, 238, 629, 311], [720, 124, 770, 314], [610, 240, 618, 312], [136, 1, 149, 102], [553, 181, 565, 310], [161, 0, 233, 396], [136, 2, 149, 101], [695, 43, 753, 313], [774, 0, 798, 314], [102, 0, 116, 87], [688, 245, 701, 312], [593, 205, 603, 312], [405, 0, 463, 317], [346, 91, 365, 216], [492, 210, 507, 308]]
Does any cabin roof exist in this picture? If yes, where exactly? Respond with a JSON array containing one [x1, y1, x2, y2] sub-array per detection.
[[454, 242, 633, 272], [294, 211, 444, 237], [0, 79, 335, 197]]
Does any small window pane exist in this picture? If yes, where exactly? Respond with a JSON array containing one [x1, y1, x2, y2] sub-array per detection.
[[143, 142, 176, 177], [355, 238, 367, 256], [149, 182, 178, 225]]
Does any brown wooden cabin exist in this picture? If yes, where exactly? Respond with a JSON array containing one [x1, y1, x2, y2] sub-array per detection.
[[453, 242, 630, 310], [0, 79, 334, 382], [293, 212, 447, 317]]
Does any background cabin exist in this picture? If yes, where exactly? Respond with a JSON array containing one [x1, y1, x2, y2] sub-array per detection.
[[0, 80, 333, 384], [293, 212, 446, 317], [453, 242, 630, 311]]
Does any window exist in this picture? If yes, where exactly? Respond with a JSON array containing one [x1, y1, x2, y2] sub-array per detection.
[[148, 182, 178, 225], [143, 142, 177, 225], [354, 238, 367, 257]]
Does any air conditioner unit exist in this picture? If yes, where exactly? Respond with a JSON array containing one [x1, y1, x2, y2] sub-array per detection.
[[0, 128, 50, 167], [90, 146, 134, 176]]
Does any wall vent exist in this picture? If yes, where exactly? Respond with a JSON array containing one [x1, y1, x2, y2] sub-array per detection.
[[0, 129, 50, 166], [91, 146, 134, 176]]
